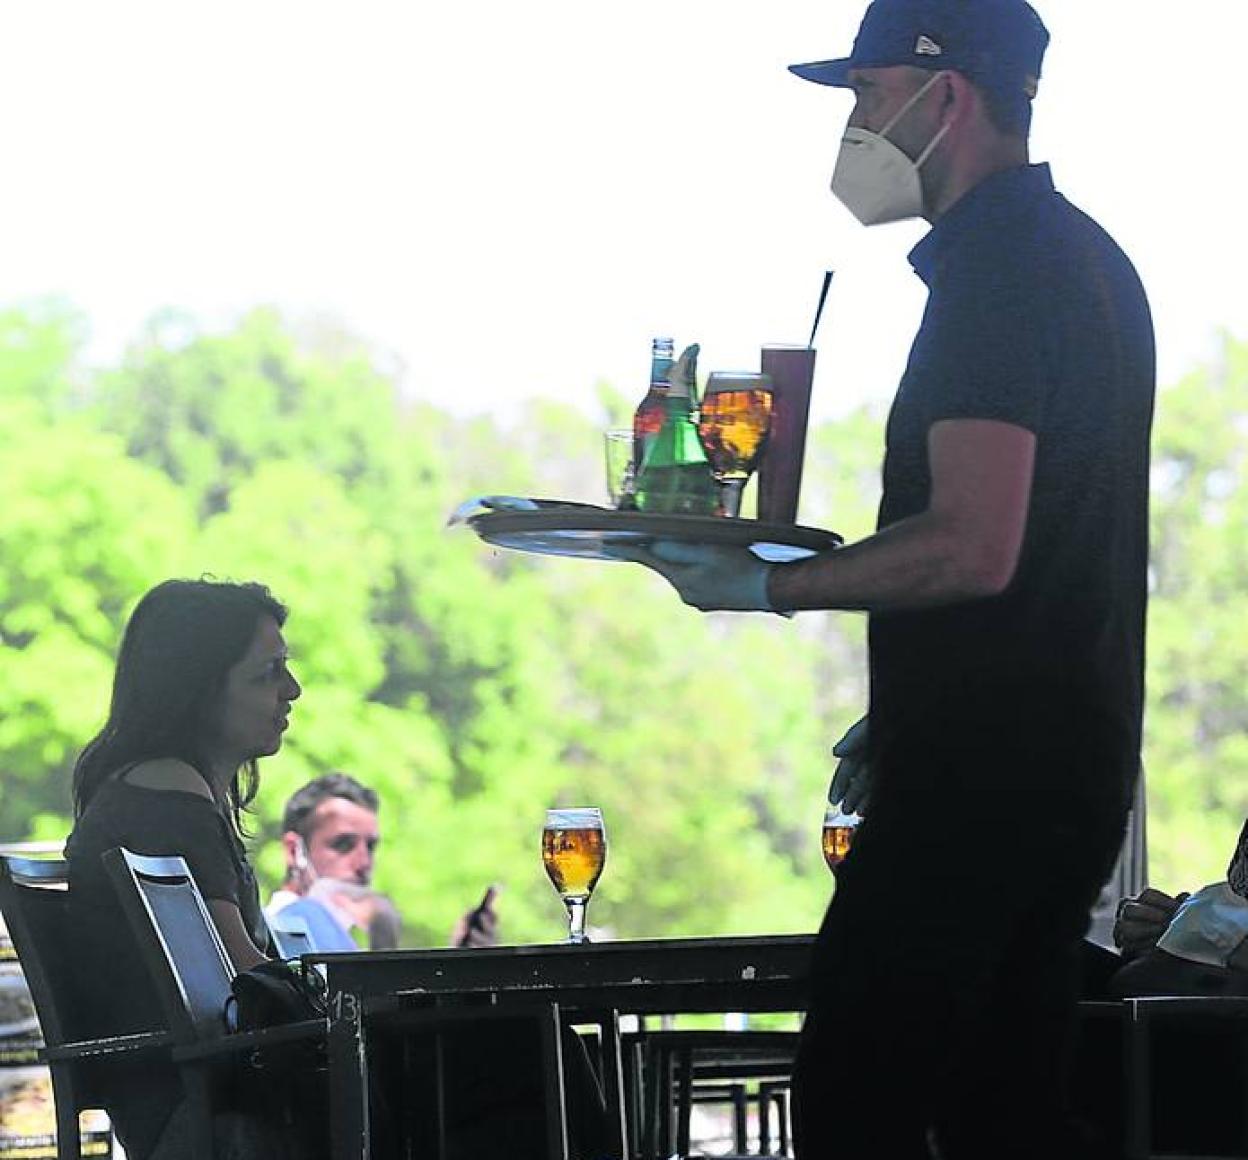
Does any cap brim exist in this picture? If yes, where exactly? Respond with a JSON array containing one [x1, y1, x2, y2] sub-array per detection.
[[788, 57, 853, 87]]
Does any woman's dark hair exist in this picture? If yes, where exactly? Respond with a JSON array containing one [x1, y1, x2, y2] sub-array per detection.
[[72, 578, 289, 834]]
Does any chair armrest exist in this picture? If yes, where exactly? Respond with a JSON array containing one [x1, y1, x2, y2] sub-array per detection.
[[42, 1030, 174, 1063], [173, 1019, 325, 1063]]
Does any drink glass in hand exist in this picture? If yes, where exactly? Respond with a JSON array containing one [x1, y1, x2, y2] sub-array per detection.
[[696, 372, 774, 517], [542, 807, 607, 944], [822, 803, 861, 873]]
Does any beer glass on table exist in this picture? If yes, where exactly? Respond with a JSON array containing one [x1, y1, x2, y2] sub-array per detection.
[[822, 803, 861, 873], [542, 807, 607, 944], [696, 372, 774, 517]]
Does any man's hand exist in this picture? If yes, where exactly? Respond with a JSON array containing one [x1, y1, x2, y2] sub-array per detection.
[[452, 885, 500, 948], [1113, 887, 1189, 958], [607, 540, 777, 612], [828, 715, 871, 814], [310, 879, 404, 949]]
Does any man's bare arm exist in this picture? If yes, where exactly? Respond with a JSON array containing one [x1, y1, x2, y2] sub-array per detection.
[[769, 418, 1036, 612]]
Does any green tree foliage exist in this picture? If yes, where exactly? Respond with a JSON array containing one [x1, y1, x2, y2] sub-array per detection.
[[0, 305, 196, 829], [3, 301, 1242, 945], [1145, 332, 1248, 889], [0, 300, 88, 416]]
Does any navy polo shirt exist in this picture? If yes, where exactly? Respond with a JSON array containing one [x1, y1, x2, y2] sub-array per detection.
[[868, 163, 1155, 819]]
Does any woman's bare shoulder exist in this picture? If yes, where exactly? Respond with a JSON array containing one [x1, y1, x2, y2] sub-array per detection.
[[119, 758, 214, 801]]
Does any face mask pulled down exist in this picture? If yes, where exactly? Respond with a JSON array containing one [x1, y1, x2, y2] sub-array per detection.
[[831, 72, 949, 227]]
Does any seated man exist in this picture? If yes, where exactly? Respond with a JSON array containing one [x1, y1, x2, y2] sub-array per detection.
[[267, 773, 496, 951], [1108, 817, 1248, 996], [268, 775, 606, 1157], [1068, 819, 1248, 1157]]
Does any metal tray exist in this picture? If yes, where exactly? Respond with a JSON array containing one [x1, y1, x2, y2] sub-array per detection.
[[466, 506, 842, 563]]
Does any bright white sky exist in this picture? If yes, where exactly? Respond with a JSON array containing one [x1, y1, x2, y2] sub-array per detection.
[[4, 1, 1244, 430]]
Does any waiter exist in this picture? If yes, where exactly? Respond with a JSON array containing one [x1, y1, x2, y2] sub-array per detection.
[[615, 0, 1155, 1154]]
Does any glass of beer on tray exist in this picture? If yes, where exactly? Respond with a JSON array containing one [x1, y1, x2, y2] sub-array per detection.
[[696, 371, 774, 517], [542, 807, 607, 944], [822, 802, 861, 873]]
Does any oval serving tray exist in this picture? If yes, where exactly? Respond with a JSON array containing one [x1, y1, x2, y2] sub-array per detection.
[[466, 507, 842, 564]]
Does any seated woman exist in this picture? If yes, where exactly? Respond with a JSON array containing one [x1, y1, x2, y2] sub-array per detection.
[[65, 577, 610, 1160], [65, 577, 307, 1160]]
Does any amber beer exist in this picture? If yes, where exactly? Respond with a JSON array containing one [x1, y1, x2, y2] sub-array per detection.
[[697, 375, 774, 481], [822, 823, 855, 870], [822, 805, 861, 872], [542, 809, 606, 900]]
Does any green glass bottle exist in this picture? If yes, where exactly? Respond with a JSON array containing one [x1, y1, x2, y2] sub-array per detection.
[[635, 343, 716, 515]]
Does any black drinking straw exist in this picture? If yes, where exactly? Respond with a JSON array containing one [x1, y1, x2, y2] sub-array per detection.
[[807, 269, 835, 349]]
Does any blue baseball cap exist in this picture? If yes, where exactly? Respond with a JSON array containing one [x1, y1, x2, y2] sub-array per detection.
[[789, 0, 1049, 101]]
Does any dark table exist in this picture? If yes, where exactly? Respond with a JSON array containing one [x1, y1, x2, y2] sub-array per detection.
[[310, 933, 814, 1160]]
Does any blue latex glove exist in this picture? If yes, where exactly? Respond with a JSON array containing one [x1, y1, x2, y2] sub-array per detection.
[[828, 715, 871, 814], [608, 540, 777, 612], [445, 494, 540, 526]]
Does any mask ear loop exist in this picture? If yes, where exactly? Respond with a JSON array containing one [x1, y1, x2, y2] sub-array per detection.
[[913, 121, 950, 168], [877, 69, 950, 155]]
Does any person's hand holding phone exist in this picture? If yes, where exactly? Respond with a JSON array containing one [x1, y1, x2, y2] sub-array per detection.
[[452, 884, 500, 948]]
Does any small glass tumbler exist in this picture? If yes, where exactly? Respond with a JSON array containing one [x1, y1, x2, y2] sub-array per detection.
[[604, 429, 637, 509]]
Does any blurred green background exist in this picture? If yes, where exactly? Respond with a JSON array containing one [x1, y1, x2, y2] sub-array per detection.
[[2, 299, 1244, 947]]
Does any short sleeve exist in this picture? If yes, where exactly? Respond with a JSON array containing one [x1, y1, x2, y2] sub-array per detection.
[[142, 793, 243, 905], [66, 783, 246, 908], [917, 254, 1048, 433]]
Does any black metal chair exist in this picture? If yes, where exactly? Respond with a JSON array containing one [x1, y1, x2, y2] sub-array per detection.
[[266, 910, 316, 961], [360, 997, 573, 1159], [0, 854, 172, 1160], [628, 1027, 798, 1159], [102, 847, 328, 1160]]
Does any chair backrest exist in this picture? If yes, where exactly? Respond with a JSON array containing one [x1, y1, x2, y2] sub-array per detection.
[[0, 856, 86, 1049], [102, 848, 236, 1042], [267, 911, 314, 960], [268, 895, 359, 953]]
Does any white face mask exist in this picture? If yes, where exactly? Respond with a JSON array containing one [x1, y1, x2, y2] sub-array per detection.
[[831, 72, 950, 226]]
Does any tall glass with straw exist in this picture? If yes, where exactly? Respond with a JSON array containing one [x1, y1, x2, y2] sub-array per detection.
[[758, 270, 834, 524]]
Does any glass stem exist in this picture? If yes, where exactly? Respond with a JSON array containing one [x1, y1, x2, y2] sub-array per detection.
[[564, 897, 589, 944], [718, 479, 746, 518]]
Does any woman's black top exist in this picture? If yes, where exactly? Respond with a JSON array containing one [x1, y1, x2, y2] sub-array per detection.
[[64, 775, 270, 1158]]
